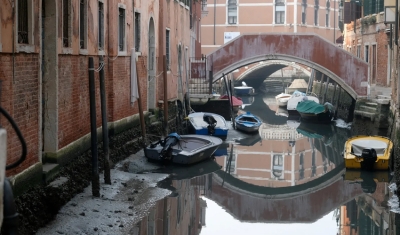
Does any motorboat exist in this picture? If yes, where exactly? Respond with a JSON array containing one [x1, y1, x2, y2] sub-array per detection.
[[234, 112, 262, 133], [188, 112, 229, 140], [234, 82, 256, 96], [343, 135, 393, 171], [275, 93, 292, 107], [296, 100, 335, 123], [144, 133, 222, 165], [287, 91, 319, 115]]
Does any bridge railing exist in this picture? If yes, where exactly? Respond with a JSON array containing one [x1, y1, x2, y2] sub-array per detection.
[[189, 57, 212, 95]]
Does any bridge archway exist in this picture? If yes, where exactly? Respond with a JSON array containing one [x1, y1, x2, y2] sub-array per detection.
[[206, 33, 369, 99], [236, 60, 312, 82]]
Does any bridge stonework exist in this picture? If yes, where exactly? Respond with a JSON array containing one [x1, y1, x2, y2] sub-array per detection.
[[206, 33, 369, 99]]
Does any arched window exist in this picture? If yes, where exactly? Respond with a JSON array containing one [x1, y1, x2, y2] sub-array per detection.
[[326, 0, 330, 27], [301, 0, 307, 24], [227, 0, 237, 24], [314, 0, 319, 26], [275, 0, 285, 24]]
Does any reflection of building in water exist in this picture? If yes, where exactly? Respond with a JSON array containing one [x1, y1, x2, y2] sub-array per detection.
[[338, 181, 391, 235], [131, 178, 207, 235], [216, 123, 336, 187]]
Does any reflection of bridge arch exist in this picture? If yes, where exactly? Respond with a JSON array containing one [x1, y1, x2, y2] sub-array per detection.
[[207, 33, 369, 99], [206, 166, 364, 223], [236, 60, 312, 82]]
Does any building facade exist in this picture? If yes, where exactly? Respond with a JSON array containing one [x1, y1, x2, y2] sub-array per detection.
[[0, 0, 195, 186], [201, 0, 342, 56]]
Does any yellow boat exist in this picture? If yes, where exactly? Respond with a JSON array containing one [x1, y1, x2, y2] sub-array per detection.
[[343, 135, 393, 170]]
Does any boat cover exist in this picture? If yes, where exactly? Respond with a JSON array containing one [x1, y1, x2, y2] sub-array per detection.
[[351, 139, 387, 156], [296, 100, 325, 114]]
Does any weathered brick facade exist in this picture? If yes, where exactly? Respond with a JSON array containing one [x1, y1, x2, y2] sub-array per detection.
[[0, 54, 40, 175]]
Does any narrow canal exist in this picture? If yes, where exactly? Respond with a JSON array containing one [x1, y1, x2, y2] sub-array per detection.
[[127, 92, 397, 235]]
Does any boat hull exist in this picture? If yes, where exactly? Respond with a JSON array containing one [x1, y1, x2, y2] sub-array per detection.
[[343, 135, 393, 170], [298, 110, 334, 124], [234, 112, 262, 133], [144, 135, 222, 165], [188, 112, 229, 140], [234, 87, 254, 96]]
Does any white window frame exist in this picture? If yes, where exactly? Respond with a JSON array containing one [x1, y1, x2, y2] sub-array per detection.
[[16, 0, 35, 53], [118, 3, 126, 54], [227, 0, 238, 25], [314, 0, 319, 26], [275, 0, 286, 25], [79, 0, 88, 54], [356, 44, 361, 58]]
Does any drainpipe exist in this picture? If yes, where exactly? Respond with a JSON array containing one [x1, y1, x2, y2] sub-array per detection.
[[294, 0, 297, 32], [333, 0, 336, 44], [214, 0, 216, 45]]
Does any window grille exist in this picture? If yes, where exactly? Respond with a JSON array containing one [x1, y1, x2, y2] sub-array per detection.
[[79, 0, 86, 49], [63, 0, 70, 47], [166, 30, 170, 70], [18, 0, 29, 44], [134, 12, 141, 52], [227, 0, 237, 24], [98, 2, 104, 49], [119, 8, 125, 51]]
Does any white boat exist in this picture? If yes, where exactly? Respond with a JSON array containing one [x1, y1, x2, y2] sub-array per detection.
[[187, 112, 229, 140], [287, 91, 319, 115], [234, 82, 256, 96], [145, 133, 222, 165], [275, 93, 292, 107]]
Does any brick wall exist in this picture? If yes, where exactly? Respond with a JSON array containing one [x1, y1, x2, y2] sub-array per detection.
[[58, 55, 148, 149], [0, 54, 40, 175], [376, 31, 388, 86]]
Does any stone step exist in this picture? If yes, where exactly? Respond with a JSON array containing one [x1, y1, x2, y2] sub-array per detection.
[[377, 95, 391, 99], [358, 105, 377, 113], [354, 110, 376, 121], [364, 102, 378, 107], [42, 163, 60, 184]]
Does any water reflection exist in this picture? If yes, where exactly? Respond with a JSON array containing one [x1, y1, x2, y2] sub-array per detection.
[[132, 92, 395, 234]]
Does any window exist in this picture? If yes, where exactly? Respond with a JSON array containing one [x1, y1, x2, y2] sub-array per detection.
[[356, 45, 361, 58], [98, 1, 104, 50], [299, 153, 304, 180], [364, 45, 369, 62], [272, 154, 283, 178], [17, 0, 29, 44], [134, 12, 141, 52], [325, 0, 330, 27], [372, 44, 377, 82], [227, 0, 237, 24], [79, 0, 87, 49], [62, 0, 71, 47], [314, 0, 319, 26], [301, 0, 307, 24], [275, 0, 285, 24], [118, 8, 125, 51], [166, 29, 170, 70]]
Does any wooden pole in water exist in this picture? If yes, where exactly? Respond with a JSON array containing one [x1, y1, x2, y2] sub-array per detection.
[[163, 55, 168, 136], [134, 58, 147, 146]]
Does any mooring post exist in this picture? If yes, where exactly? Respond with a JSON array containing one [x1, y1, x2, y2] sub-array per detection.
[[163, 55, 168, 136], [88, 57, 100, 197], [99, 56, 111, 185]]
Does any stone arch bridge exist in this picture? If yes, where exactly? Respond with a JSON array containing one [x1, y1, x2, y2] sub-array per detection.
[[191, 33, 369, 100]]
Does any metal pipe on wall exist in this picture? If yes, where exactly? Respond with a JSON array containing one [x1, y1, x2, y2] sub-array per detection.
[[214, 0, 216, 45]]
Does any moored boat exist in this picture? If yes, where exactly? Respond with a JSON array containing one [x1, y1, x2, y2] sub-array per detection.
[[234, 112, 262, 133], [296, 100, 334, 123], [287, 91, 319, 116], [275, 93, 292, 107], [343, 135, 393, 171], [145, 133, 222, 165], [234, 82, 256, 96], [188, 112, 229, 140]]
